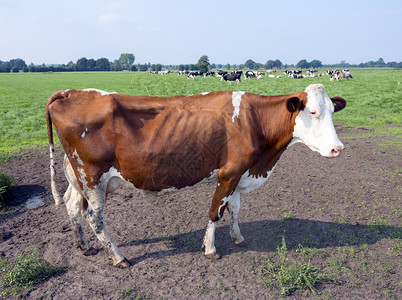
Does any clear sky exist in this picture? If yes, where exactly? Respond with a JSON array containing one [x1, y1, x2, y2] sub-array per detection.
[[1, 0, 401, 65]]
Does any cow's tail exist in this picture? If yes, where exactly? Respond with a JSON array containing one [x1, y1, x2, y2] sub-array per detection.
[[46, 90, 66, 207]]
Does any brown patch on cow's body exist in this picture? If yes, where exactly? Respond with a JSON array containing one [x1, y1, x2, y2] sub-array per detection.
[[48, 90, 305, 194]]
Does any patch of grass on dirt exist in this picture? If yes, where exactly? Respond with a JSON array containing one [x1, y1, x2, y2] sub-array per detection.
[[117, 284, 151, 300], [258, 236, 330, 296], [0, 172, 15, 208], [0, 249, 67, 297]]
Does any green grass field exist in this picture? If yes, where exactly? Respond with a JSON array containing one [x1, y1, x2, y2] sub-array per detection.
[[0, 69, 401, 160]]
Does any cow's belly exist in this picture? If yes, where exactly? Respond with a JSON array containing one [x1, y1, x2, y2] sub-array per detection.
[[106, 166, 219, 195], [236, 166, 276, 194]]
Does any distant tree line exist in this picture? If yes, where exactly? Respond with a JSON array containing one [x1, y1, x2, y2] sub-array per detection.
[[0, 54, 401, 73]]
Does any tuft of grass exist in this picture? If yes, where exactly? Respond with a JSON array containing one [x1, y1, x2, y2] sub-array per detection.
[[0, 172, 15, 208], [258, 236, 328, 296], [197, 283, 206, 295], [0, 249, 67, 297], [117, 284, 151, 300]]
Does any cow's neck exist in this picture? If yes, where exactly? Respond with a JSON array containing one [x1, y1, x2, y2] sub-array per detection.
[[247, 93, 304, 176]]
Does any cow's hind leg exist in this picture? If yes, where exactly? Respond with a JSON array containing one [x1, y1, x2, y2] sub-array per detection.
[[63, 184, 97, 256], [84, 190, 130, 268], [228, 191, 244, 245]]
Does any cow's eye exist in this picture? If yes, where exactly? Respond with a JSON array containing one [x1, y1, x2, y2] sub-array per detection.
[[310, 110, 318, 118]]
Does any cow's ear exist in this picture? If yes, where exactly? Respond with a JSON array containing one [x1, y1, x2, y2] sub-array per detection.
[[331, 97, 347, 112], [286, 97, 301, 113]]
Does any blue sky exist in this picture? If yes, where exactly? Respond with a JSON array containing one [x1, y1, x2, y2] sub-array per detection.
[[1, 0, 401, 65]]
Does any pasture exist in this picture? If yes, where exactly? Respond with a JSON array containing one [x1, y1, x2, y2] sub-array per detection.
[[0, 70, 401, 298], [0, 69, 400, 159]]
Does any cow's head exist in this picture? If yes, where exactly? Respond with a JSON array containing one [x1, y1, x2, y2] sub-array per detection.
[[290, 84, 346, 157]]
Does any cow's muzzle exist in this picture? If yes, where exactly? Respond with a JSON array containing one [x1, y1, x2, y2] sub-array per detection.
[[329, 145, 345, 157]]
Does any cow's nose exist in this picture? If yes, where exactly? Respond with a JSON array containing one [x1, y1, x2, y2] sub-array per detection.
[[330, 145, 344, 157]]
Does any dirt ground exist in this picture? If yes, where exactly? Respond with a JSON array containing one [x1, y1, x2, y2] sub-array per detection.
[[0, 124, 401, 299]]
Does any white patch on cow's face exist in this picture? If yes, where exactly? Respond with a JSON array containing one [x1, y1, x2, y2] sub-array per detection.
[[82, 88, 118, 96], [236, 167, 276, 194], [232, 91, 245, 122], [290, 84, 344, 158]]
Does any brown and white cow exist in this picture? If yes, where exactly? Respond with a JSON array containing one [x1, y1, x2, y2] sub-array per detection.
[[46, 84, 346, 267]]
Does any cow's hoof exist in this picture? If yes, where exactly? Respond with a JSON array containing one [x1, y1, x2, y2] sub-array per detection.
[[234, 240, 247, 247], [114, 258, 131, 268], [205, 252, 221, 260], [82, 247, 98, 256]]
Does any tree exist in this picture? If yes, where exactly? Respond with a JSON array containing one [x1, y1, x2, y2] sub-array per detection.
[[264, 60, 275, 69], [189, 64, 199, 71], [245, 59, 256, 69], [139, 64, 148, 71], [310, 60, 322, 68], [118, 53, 135, 71], [254, 62, 263, 69], [152, 64, 162, 71], [197, 55, 210, 73], [87, 59, 96, 71], [375, 58, 385, 66], [76, 57, 88, 71], [96, 58, 111, 71], [9, 58, 27, 71], [274, 59, 283, 68], [296, 59, 309, 69]]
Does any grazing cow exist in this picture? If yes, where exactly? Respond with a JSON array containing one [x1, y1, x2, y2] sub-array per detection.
[[244, 71, 256, 80], [204, 71, 215, 78], [330, 70, 340, 81], [46, 84, 346, 267], [216, 70, 228, 78], [187, 71, 203, 80], [222, 71, 242, 84], [341, 69, 353, 80]]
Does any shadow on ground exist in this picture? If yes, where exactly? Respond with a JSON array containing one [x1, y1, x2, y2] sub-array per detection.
[[120, 218, 401, 265]]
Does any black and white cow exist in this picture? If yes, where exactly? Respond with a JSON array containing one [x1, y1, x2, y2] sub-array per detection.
[[328, 70, 340, 81], [187, 71, 203, 80], [216, 70, 228, 78], [341, 69, 353, 80], [222, 71, 242, 84], [244, 71, 256, 80]]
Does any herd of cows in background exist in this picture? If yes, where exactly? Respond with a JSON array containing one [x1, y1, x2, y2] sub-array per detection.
[[150, 69, 354, 84]]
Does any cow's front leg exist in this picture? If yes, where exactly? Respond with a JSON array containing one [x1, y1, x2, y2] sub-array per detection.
[[84, 191, 129, 268], [202, 220, 220, 259], [202, 173, 239, 259], [228, 191, 244, 245]]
